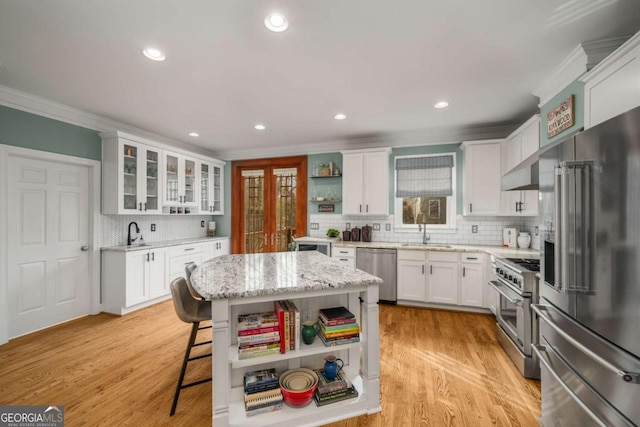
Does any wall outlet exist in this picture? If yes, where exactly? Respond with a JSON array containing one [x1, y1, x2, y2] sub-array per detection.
[[310, 223, 319, 230], [200, 220, 205, 227], [535, 226, 539, 236], [471, 225, 478, 234], [151, 224, 156, 232], [346, 222, 351, 230], [302, 310, 310, 321], [373, 223, 380, 231], [385, 223, 391, 231]]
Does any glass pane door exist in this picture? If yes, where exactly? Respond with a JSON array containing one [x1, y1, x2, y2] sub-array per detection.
[[200, 163, 210, 212], [243, 171, 265, 254], [274, 168, 297, 252], [145, 149, 159, 211], [213, 166, 221, 213], [184, 159, 196, 204], [165, 154, 179, 203], [123, 144, 138, 210]]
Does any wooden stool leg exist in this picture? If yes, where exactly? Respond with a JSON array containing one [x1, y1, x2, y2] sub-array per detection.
[[170, 321, 200, 416]]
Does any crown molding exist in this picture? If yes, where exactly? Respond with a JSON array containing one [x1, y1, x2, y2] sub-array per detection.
[[533, 36, 629, 107], [215, 123, 517, 160], [580, 31, 640, 83], [0, 85, 217, 158]]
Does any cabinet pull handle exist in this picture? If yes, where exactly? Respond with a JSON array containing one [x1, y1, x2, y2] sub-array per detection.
[[359, 204, 362, 213], [340, 258, 348, 261], [470, 203, 473, 213], [184, 248, 195, 251], [366, 204, 369, 213], [515, 201, 519, 212], [144, 202, 147, 211], [151, 252, 155, 261], [463, 267, 466, 277], [466, 257, 478, 260], [339, 250, 348, 254], [146, 253, 150, 262], [430, 265, 433, 274], [139, 202, 142, 211], [422, 265, 425, 275]]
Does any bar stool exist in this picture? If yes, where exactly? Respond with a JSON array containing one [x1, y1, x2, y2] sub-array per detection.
[[169, 277, 212, 416], [184, 262, 203, 300]]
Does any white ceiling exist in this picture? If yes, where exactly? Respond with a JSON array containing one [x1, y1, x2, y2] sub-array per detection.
[[1, 0, 640, 159]]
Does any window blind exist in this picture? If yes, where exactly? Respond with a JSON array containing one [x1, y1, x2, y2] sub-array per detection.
[[395, 154, 454, 197]]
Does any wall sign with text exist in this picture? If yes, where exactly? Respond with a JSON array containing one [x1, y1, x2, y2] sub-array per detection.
[[547, 95, 575, 138]]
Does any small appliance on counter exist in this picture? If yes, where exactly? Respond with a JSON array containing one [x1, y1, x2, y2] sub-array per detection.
[[502, 228, 518, 248], [350, 227, 361, 242], [361, 225, 372, 242]]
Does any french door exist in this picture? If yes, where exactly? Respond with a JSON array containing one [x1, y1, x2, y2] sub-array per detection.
[[231, 157, 307, 254]]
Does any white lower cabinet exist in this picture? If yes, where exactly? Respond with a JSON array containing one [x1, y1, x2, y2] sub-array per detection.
[[397, 250, 486, 310], [332, 246, 356, 270], [102, 238, 230, 315]]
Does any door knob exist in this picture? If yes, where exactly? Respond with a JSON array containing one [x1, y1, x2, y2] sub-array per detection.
[[81, 246, 89, 251]]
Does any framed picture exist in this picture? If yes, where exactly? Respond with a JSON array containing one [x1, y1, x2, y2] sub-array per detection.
[[547, 95, 575, 138], [318, 204, 334, 213]]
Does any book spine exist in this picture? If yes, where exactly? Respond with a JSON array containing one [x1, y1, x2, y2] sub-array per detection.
[[237, 312, 279, 331], [316, 388, 356, 401], [319, 317, 357, 326], [237, 332, 280, 345], [284, 300, 295, 351], [282, 301, 290, 352], [238, 348, 281, 360], [292, 301, 300, 351], [245, 394, 284, 409], [274, 301, 286, 354], [321, 332, 360, 341], [314, 390, 358, 406], [245, 402, 283, 417], [318, 333, 360, 347], [244, 388, 283, 402], [319, 326, 360, 336], [238, 342, 280, 353], [237, 326, 280, 336], [244, 382, 280, 394], [320, 323, 360, 332]]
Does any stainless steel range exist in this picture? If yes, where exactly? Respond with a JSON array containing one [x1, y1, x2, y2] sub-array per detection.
[[489, 257, 540, 379]]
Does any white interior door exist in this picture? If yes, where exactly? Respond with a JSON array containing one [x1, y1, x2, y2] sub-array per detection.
[[7, 156, 90, 338]]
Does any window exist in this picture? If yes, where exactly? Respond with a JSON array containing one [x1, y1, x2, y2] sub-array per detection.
[[394, 153, 456, 230]]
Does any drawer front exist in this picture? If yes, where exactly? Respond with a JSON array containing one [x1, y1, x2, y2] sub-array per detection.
[[332, 247, 355, 258], [169, 243, 204, 258], [397, 250, 427, 261], [169, 253, 203, 275], [334, 256, 356, 270], [428, 251, 459, 262], [461, 253, 484, 264]]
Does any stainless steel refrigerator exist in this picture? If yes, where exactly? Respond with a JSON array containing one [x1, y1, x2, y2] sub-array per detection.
[[534, 105, 640, 426]]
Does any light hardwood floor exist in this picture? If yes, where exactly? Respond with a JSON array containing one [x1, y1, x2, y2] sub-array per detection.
[[0, 302, 540, 426]]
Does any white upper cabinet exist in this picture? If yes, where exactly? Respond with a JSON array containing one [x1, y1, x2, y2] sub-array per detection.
[[582, 33, 640, 129], [197, 160, 224, 215], [102, 136, 164, 214], [342, 148, 390, 215], [462, 140, 503, 216], [101, 131, 225, 215]]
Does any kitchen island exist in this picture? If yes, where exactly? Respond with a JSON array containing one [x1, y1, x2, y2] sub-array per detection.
[[191, 251, 383, 427]]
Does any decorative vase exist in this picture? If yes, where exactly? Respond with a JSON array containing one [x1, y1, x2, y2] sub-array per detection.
[[301, 321, 317, 345], [323, 355, 344, 380], [517, 232, 531, 249]]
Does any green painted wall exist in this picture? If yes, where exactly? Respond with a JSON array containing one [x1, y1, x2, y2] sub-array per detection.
[[388, 144, 464, 214], [539, 78, 585, 147], [216, 163, 232, 236], [0, 105, 101, 160], [308, 153, 343, 215]]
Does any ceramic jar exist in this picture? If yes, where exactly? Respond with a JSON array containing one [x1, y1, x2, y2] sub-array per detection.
[[301, 321, 317, 345], [323, 355, 344, 380], [517, 232, 531, 249]]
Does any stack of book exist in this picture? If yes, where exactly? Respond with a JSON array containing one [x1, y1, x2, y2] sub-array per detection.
[[243, 368, 283, 416], [317, 306, 360, 347], [274, 300, 300, 353], [237, 311, 280, 360], [313, 368, 358, 406]]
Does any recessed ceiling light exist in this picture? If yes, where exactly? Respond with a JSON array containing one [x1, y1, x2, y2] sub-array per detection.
[[188, 132, 199, 137], [434, 101, 449, 109], [142, 48, 166, 62], [255, 124, 266, 130], [334, 113, 347, 120], [264, 13, 288, 32]]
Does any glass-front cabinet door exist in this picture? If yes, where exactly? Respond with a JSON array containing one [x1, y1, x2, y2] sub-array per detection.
[[119, 141, 163, 214], [199, 161, 211, 213], [164, 152, 180, 205], [183, 157, 196, 206], [198, 160, 225, 214], [212, 163, 223, 214], [163, 151, 198, 208]]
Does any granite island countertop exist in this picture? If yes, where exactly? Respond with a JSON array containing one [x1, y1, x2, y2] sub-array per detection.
[[101, 236, 229, 252], [190, 250, 382, 300], [333, 241, 540, 259]]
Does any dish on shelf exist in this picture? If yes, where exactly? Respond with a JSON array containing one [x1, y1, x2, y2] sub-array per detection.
[[279, 368, 318, 407], [315, 197, 325, 201]]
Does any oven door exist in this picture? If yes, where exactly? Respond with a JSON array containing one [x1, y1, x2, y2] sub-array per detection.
[[488, 278, 532, 356]]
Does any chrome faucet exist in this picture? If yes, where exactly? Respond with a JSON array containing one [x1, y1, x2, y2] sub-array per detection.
[[418, 224, 430, 244], [127, 221, 140, 246]]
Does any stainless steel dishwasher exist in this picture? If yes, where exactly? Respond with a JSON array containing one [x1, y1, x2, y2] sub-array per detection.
[[356, 248, 396, 304]]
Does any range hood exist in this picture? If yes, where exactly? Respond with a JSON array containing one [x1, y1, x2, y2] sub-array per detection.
[[501, 156, 539, 191]]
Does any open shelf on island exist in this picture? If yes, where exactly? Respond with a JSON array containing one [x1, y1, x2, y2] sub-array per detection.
[[228, 375, 366, 427], [230, 334, 362, 369]]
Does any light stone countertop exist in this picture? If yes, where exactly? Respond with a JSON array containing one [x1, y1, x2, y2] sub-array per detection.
[[190, 251, 382, 300], [101, 236, 229, 252], [333, 241, 540, 259]]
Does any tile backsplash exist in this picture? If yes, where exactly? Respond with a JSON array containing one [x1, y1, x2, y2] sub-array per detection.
[[308, 214, 542, 250], [101, 214, 212, 247]]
